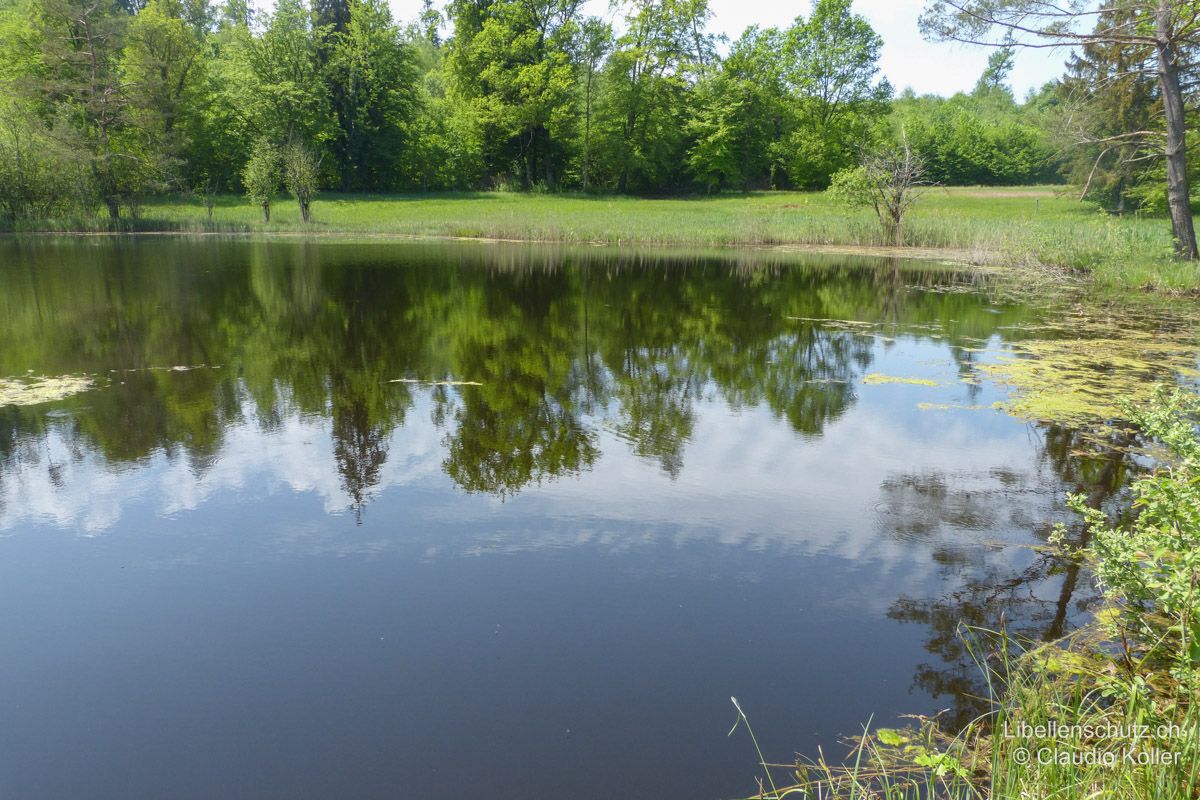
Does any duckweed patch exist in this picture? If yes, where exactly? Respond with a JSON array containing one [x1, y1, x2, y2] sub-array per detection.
[[916, 402, 991, 412], [974, 315, 1200, 427], [862, 374, 940, 387], [390, 378, 484, 387], [0, 374, 94, 406]]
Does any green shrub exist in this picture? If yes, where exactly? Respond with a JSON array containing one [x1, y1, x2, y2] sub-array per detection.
[[283, 139, 320, 222], [1059, 388, 1200, 682], [242, 137, 281, 223]]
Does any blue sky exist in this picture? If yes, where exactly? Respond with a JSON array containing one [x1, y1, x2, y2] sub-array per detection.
[[387, 0, 1072, 98]]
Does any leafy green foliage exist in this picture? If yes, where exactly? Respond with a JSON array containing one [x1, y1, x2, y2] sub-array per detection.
[[780, 0, 893, 188], [447, 0, 582, 188], [589, 0, 714, 192], [894, 92, 1057, 186], [283, 137, 320, 220], [685, 26, 786, 192], [1063, 388, 1200, 680], [827, 165, 873, 208], [890, 47, 1060, 188], [24, 0, 149, 219], [0, 102, 90, 220], [682, 0, 894, 193], [122, 0, 207, 185], [241, 136, 281, 221], [324, 0, 420, 190], [1056, 4, 1162, 213], [573, 16, 610, 189], [0, 0, 1181, 217], [247, 0, 335, 145], [828, 137, 929, 243]]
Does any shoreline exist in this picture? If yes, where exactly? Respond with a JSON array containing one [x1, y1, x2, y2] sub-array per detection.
[[0, 228, 1062, 296], [3, 226, 992, 263], [4, 186, 1197, 295]]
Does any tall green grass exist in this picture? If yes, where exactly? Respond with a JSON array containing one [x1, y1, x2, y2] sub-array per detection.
[[7, 187, 1196, 292], [732, 628, 1199, 799]]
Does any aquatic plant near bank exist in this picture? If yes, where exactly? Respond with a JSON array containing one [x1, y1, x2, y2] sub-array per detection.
[[974, 312, 1200, 429], [0, 374, 94, 405]]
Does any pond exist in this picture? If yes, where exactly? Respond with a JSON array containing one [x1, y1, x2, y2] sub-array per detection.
[[0, 238, 1180, 799]]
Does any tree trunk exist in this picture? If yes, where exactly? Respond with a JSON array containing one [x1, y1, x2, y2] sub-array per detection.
[[524, 129, 536, 190], [104, 196, 120, 222], [263, 202, 270, 223], [619, 109, 636, 193], [583, 73, 593, 190], [1156, 3, 1198, 260], [541, 127, 555, 189]]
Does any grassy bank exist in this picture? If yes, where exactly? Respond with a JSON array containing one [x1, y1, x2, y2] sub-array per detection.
[[9, 187, 1200, 292]]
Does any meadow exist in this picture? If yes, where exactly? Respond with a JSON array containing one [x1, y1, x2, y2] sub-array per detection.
[[20, 186, 1196, 293]]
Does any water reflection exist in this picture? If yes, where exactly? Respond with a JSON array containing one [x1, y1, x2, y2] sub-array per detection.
[[885, 423, 1142, 729], [0, 240, 1039, 514], [0, 239, 1156, 799]]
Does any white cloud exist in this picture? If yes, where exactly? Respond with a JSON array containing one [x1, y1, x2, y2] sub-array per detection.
[[0, 372, 1056, 585]]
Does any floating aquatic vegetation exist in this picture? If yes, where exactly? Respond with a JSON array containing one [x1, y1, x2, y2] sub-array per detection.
[[974, 316, 1200, 427], [785, 315, 875, 329], [862, 373, 940, 386], [0, 374, 94, 406], [108, 365, 223, 373], [784, 315, 946, 343], [906, 283, 986, 295], [917, 402, 991, 412], [995, 323, 1069, 333], [390, 378, 484, 387]]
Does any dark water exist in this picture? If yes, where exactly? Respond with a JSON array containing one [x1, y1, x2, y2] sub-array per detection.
[[0, 239, 1135, 799]]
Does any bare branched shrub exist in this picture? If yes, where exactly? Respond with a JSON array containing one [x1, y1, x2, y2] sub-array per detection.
[[829, 136, 931, 244]]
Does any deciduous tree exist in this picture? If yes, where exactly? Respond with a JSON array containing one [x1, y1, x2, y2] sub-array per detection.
[[242, 136, 281, 221], [782, 0, 893, 187], [594, 0, 715, 192], [325, 0, 418, 190], [447, 0, 583, 188], [283, 136, 319, 220], [33, 0, 141, 219]]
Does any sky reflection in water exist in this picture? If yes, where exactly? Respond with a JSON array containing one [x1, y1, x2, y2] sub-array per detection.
[[0, 240, 1130, 799]]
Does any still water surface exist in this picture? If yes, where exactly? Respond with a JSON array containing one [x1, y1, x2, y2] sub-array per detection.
[[0, 239, 1137, 798]]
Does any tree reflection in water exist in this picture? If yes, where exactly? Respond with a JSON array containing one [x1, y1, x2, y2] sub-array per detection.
[[884, 423, 1141, 729], [0, 237, 1170, 727], [0, 239, 1031, 503]]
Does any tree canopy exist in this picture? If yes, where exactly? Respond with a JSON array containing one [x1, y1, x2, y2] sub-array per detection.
[[3, 0, 1195, 254]]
